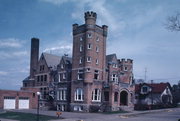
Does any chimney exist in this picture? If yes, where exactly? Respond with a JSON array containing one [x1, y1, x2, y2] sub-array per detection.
[[30, 38, 39, 79]]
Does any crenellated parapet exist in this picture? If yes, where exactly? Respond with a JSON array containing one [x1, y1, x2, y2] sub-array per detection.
[[84, 11, 97, 25]]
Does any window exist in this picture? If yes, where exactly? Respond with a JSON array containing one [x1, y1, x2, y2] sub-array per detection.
[[75, 88, 83, 101], [92, 89, 101, 102], [87, 57, 91, 62], [63, 73, 66, 79], [57, 90, 66, 100], [24, 83, 27, 87], [33, 93, 35, 98], [113, 64, 118, 68], [78, 69, 83, 80], [40, 65, 45, 71], [142, 86, 148, 93], [86, 68, 90, 72], [73, 105, 83, 111], [61, 64, 64, 69], [94, 70, 99, 80], [58, 74, 61, 82], [79, 57, 82, 64], [96, 59, 99, 65], [112, 74, 118, 83], [80, 37, 83, 41], [124, 66, 128, 71], [96, 46, 99, 52], [114, 92, 118, 102], [80, 45, 83, 52], [104, 91, 109, 101], [37, 76, 40, 82], [87, 33, 92, 38], [41, 75, 43, 82], [96, 37, 99, 41], [87, 43, 92, 49], [57, 91, 60, 100], [44, 75, 47, 81]]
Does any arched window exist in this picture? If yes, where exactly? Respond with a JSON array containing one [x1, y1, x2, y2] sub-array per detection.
[[75, 88, 83, 101], [114, 92, 118, 102], [92, 89, 101, 102]]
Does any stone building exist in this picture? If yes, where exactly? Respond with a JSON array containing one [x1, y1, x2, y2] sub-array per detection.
[[22, 11, 135, 112]]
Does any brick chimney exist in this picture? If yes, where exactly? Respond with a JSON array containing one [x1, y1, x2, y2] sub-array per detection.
[[30, 38, 39, 79]]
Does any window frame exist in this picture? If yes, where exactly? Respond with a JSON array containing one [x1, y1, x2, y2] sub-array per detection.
[[87, 56, 92, 62], [92, 89, 101, 102], [75, 88, 83, 101]]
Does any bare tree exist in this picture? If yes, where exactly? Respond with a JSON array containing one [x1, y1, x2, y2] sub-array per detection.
[[165, 12, 180, 31]]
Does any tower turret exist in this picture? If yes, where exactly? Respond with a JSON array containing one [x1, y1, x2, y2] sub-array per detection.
[[84, 11, 97, 25]]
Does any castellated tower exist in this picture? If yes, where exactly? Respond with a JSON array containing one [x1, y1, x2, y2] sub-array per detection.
[[30, 38, 39, 79], [71, 11, 108, 112]]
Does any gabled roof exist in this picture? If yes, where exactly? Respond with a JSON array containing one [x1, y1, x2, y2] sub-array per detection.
[[106, 54, 117, 65], [135, 83, 171, 93], [42, 53, 61, 68]]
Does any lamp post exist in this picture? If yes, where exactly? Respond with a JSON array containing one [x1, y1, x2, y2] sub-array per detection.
[[37, 91, 41, 121]]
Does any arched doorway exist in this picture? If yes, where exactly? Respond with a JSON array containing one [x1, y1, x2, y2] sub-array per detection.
[[120, 91, 128, 105]]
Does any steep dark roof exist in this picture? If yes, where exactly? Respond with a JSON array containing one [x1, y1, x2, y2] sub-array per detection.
[[62, 56, 72, 64], [135, 83, 171, 93], [106, 54, 116, 65], [42, 53, 61, 68]]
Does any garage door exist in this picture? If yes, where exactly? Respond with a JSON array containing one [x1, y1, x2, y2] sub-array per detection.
[[19, 97, 29, 109], [4, 97, 16, 109]]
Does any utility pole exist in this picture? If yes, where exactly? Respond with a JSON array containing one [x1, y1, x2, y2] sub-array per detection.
[[144, 68, 147, 82], [151, 80, 153, 110]]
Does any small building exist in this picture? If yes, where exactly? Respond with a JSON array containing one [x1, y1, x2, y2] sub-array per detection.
[[134, 82, 173, 110], [0, 89, 39, 109]]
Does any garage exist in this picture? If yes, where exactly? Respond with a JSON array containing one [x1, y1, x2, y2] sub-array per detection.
[[4, 96, 16, 109], [18, 97, 29, 109]]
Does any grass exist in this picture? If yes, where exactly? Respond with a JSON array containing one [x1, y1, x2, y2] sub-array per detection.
[[102, 110, 129, 114], [0, 111, 61, 121]]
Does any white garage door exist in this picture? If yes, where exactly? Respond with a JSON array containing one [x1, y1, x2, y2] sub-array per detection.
[[4, 97, 16, 109], [19, 97, 29, 109]]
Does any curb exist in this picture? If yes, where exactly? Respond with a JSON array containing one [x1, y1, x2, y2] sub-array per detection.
[[119, 109, 171, 117]]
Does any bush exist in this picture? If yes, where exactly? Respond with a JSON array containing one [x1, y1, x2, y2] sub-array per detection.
[[89, 105, 100, 112]]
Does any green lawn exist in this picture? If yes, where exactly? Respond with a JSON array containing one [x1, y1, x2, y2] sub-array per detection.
[[0, 111, 61, 121]]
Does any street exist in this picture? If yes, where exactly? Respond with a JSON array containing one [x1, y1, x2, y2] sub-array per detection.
[[6, 108, 180, 121]]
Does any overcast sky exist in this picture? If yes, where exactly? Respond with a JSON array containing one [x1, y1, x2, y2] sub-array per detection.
[[0, 0, 180, 90]]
